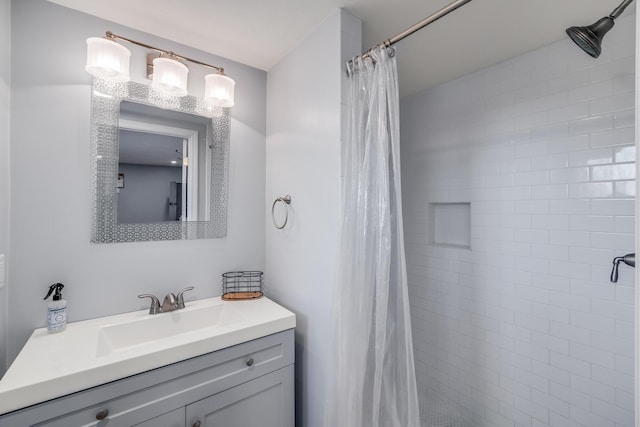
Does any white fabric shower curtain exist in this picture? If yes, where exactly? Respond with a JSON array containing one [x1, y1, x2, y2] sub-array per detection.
[[325, 46, 420, 427]]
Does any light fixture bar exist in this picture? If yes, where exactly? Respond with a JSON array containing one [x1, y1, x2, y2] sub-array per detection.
[[105, 31, 225, 74]]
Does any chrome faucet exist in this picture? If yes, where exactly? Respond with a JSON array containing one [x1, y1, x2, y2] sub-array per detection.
[[138, 286, 194, 314]]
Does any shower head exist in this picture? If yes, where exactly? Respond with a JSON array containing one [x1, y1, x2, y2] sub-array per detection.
[[565, 0, 634, 58], [565, 17, 613, 58]]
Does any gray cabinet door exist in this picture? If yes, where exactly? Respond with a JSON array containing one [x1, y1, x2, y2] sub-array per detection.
[[133, 407, 185, 427], [186, 366, 294, 427]]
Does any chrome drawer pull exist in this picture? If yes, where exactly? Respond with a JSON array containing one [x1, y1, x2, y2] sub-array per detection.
[[95, 408, 109, 420], [245, 357, 254, 367]]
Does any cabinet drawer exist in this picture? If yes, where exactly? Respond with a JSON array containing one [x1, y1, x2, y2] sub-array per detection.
[[1, 330, 294, 427]]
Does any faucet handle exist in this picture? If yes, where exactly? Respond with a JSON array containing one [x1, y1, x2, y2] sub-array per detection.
[[176, 286, 195, 309], [138, 294, 161, 314]]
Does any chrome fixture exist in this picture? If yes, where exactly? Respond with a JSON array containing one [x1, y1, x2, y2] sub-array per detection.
[[610, 253, 635, 283], [85, 31, 235, 107], [138, 286, 195, 314], [566, 0, 634, 58], [271, 195, 292, 229]]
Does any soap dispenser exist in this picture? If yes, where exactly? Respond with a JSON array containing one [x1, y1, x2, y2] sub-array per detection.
[[43, 283, 67, 333]]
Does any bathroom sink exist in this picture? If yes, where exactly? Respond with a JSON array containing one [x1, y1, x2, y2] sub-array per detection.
[[96, 302, 245, 356], [0, 296, 296, 415]]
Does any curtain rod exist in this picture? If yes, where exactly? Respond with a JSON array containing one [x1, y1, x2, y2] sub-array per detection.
[[356, 0, 474, 60]]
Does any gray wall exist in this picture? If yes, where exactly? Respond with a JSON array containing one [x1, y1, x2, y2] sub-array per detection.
[[8, 0, 267, 365], [117, 163, 183, 223], [265, 9, 361, 427], [0, 0, 10, 376], [401, 14, 635, 427]]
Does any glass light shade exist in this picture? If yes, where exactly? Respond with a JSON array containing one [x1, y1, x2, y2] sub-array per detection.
[[204, 73, 235, 107], [151, 57, 189, 97], [85, 37, 131, 82]]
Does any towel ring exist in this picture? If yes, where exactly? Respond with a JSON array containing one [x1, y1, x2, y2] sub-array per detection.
[[272, 195, 292, 229]]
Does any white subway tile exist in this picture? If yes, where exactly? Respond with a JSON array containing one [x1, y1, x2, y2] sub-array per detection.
[[549, 200, 590, 215], [614, 216, 634, 233], [531, 273, 571, 292], [592, 299, 634, 323], [515, 228, 549, 243], [590, 198, 634, 215], [590, 127, 635, 148], [549, 352, 590, 377], [531, 122, 569, 141], [514, 81, 548, 103], [570, 342, 615, 370], [548, 135, 589, 154], [549, 167, 589, 184], [515, 111, 548, 131], [514, 171, 549, 186], [569, 80, 613, 103], [531, 243, 568, 261], [569, 279, 616, 301], [615, 354, 634, 376], [548, 69, 590, 93], [590, 232, 634, 251], [532, 302, 570, 324], [590, 91, 635, 115], [531, 215, 569, 230], [591, 163, 636, 181], [500, 186, 532, 200], [591, 398, 634, 427], [548, 102, 589, 124], [499, 158, 532, 173], [568, 148, 613, 166], [569, 182, 613, 198], [570, 311, 615, 334], [614, 180, 635, 198], [569, 114, 614, 136], [549, 260, 592, 280], [531, 388, 571, 419], [550, 230, 590, 246], [569, 246, 613, 266], [514, 200, 549, 215], [614, 145, 635, 163], [532, 153, 569, 170], [569, 215, 614, 232], [531, 184, 569, 199], [615, 389, 635, 412], [590, 331, 634, 359], [614, 109, 635, 129], [569, 405, 616, 427], [590, 56, 634, 82]]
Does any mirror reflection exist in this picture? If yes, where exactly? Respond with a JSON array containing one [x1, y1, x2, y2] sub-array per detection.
[[117, 101, 212, 224]]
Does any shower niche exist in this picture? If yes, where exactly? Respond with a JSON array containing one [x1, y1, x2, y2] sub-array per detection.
[[428, 202, 471, 249]]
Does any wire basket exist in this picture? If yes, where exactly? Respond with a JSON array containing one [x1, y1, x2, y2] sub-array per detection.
[[222, 271, 264, 301]]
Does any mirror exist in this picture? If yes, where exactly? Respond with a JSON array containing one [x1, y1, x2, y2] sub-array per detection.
[[117, 101, 211, 223], [90, 78, 229, 243]]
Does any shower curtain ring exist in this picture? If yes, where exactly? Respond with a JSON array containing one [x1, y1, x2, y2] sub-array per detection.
[[272, 195, 292, 229]]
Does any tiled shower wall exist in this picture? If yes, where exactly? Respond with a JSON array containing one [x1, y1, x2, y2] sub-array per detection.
[[400, 14, 635, 427]]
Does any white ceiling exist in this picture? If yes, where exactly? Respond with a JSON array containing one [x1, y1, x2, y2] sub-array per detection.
[[49, 0, 634, 98]]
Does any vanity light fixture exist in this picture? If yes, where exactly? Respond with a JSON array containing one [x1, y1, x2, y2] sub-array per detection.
[[85, 31, 235, 107]]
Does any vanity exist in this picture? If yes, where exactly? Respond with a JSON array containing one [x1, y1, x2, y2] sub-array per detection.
[[0, 297, 295, 427]]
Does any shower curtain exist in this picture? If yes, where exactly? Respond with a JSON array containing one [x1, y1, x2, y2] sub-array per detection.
[[325, 46, 420, 427]]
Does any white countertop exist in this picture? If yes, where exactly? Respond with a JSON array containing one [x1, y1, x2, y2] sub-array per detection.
[[0, 296, 296, 415]]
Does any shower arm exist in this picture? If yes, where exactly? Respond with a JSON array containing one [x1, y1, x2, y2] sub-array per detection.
[[611, 0, 634, 19]]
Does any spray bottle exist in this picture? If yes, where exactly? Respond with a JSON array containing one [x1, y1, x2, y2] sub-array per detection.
[[43, 283, 67, 333]]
